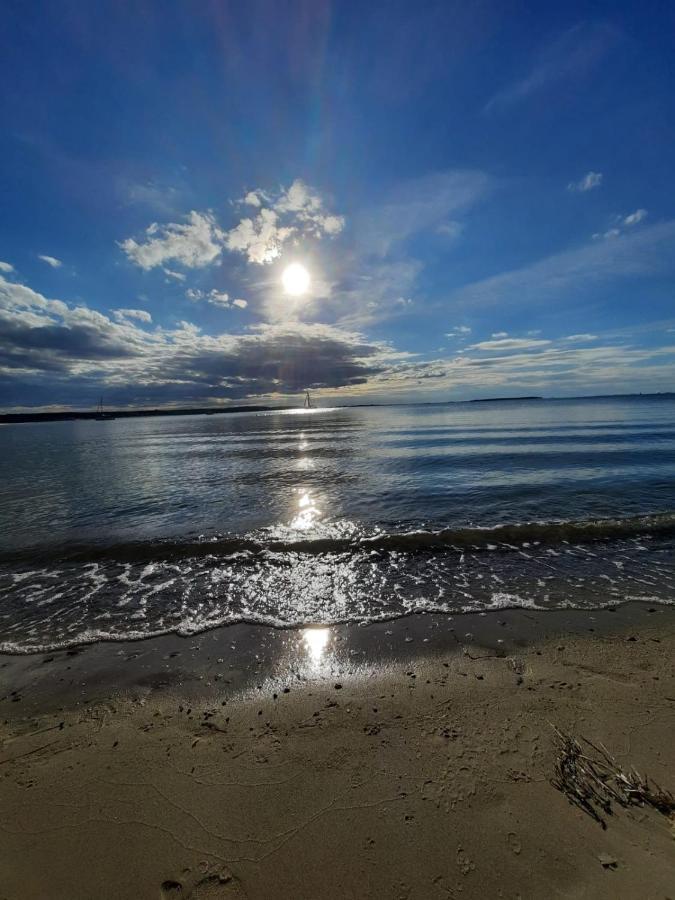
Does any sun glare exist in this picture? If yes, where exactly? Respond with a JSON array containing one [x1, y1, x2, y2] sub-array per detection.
[[282, 262, 310, 296]]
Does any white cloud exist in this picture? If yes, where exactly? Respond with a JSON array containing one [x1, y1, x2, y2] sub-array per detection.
[[469, 338, 552, 351], [226, 179, 344, 265], [120, 211, 224, 270], [593, 209, 648, 240], [275, 179, 322, 216], [623, 208, 647, 226], [120, 179, 344, 275], [243, 191, 263, 207], [564, 333, 597, 342], [186, 288, 247, 310], [0, 261, 14, 273], [113, 308, 152, 324], [38, 255, 62, 268], [446, 325, 471, 337], [225, 208, 295, 265], [491, 331, 508, 338], [163, 268, 186, 282], [207, 290, 232, 308], [568, 171, 603, 192]]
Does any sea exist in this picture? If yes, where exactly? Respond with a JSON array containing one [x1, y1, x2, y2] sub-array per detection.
[[1, 395, 675, 653]]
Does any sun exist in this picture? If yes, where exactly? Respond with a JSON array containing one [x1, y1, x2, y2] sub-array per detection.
[[282, 262, 310, 296]]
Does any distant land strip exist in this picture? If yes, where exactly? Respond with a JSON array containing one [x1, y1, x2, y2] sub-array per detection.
[[0, 405, 290, 424], [1, 393, 673, 424]]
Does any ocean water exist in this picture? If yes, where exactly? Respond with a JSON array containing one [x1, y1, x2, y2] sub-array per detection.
[[1, 396, 675, 652]]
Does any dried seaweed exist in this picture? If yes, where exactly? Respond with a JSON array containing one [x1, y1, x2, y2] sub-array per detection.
[[551, 726, 675, 829]]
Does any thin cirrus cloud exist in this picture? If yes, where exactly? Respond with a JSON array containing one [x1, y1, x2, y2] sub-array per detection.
[[468, 338, 552, 351], [484, 22, 619, 113], [451, 219, 675, 312]]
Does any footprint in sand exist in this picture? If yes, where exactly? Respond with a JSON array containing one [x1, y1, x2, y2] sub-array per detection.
[[507, 832, 522, 855], [161, 873, 247, 899]]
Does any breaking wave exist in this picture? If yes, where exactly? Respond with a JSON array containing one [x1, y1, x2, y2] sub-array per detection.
[[1, 513, 674, 654]]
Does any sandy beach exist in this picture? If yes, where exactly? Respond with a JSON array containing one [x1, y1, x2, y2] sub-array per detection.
[[0, 602, 673, 899]]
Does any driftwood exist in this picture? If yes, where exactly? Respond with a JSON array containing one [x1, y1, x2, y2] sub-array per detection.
[[551, 726, 675, 829]]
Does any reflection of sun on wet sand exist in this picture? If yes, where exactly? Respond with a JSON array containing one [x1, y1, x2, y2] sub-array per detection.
[[1, 604, 674, 899]]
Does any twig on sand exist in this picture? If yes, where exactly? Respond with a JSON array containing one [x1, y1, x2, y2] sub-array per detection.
[[550, 726, 675, 829]]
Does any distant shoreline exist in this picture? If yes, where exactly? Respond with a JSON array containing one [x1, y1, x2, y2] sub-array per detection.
[[1, 391, 673, 424]]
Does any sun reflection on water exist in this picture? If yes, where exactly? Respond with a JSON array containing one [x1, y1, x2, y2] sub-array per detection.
[[290, 489, 321, 530], [303, 626, 330, 663]]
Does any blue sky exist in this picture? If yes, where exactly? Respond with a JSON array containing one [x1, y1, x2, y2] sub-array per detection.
[[1, 0, 674, 410]]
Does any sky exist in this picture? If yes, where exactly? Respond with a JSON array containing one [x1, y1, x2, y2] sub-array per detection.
[[1, 0, 675, 411]]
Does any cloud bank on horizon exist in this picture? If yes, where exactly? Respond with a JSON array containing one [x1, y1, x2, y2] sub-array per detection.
[[1, 2, 674, 410]]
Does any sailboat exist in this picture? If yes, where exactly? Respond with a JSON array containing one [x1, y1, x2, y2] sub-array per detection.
[[94, 397, 116, 421], [303, 391, 313, 409]]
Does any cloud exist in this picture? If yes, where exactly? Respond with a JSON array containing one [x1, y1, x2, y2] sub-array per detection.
[[468, 338, 552, 351], [38, 255, 62, 268], [365, 335, 675, 402], [0, 261, 14, 273], [241, 190, 270, 208], [225, 208, 295, 265], [226, 179, 344, 265], [623, 209, 647, 226], [593, 209, 648, 240], [451, 220, 675, 312], [123, 181, 181, 215], [163, 268, 186, 282], [120, 211, 224, 270], [485, 23, 619, 113], [568, 171, 603, 192], [592, 228, 621, 241], [446, 325, 471, 338], [4, 274, 675, 408], [0, 275, 386, 408], [112, 308, 152, 324], [437, 221, 464, 239], [123, 180, 345, 272], [356, 170, 489, 257], [491, 331, 508, 338], [186, 288, 247, 310], [564, 333, 597, 342]]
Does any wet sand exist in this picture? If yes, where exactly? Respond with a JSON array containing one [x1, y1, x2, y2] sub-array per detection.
[[0, 602, 674, 899]]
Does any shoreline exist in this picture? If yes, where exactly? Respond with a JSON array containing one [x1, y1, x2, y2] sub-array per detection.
[[1, 600, 673, 716], [1, 602, 674, 898]]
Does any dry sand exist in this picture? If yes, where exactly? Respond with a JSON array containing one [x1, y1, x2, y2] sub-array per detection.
[[0, 603, 673, 899]]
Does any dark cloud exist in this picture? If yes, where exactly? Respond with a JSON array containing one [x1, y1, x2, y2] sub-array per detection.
[[0, 276, 386, 409]]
